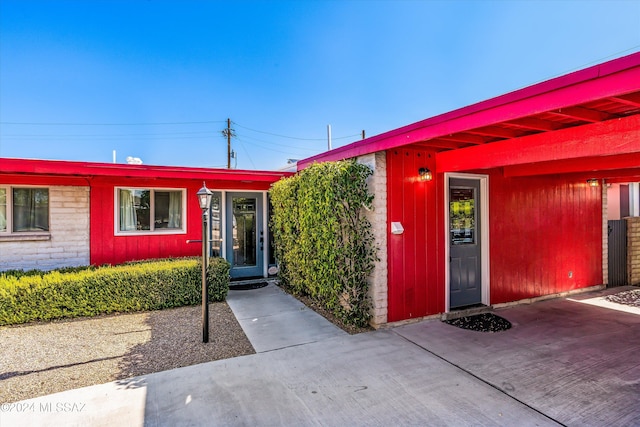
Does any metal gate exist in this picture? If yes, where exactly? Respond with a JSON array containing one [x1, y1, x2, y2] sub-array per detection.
[[608, 220, 627, 287]]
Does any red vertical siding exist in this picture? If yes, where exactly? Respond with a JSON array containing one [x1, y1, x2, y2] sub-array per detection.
[[386, 155, 603, 322], [488, 172, 602, 304], [90, 178, 272, 266], [387, 148, 443, 322]]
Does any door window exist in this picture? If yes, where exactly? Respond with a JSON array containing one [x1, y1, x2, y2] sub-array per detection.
[[450, 187, 475, 245], [232, 197, 257, 267], [210, 193, 221, 257]]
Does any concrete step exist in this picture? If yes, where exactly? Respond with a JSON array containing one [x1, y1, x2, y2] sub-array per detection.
[[441, 305, 493, 321]]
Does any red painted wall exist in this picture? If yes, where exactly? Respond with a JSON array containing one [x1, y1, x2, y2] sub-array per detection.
[[386, 150, 603, 322], [89, 176, 272, 266], [488, 172, 603, 303], [387, 147, 444, 322]]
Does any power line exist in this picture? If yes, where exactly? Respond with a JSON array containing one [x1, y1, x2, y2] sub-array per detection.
[[1, 130, 214, 137], [234, 136, 322, 156], [233, 138, 256, 169], [0, 120, 226, 126], [234, 132, 321, 152], [0, 120, 360, 141], [232, 121, 360, 141]]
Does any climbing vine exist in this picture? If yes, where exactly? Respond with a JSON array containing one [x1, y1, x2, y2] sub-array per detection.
[[270, 160, 376, 327]]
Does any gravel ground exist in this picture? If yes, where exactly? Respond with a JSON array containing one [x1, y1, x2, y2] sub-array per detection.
[[605, 288, 640, 307], [443, 313, 512, 332], [0, 303, 254, 403]]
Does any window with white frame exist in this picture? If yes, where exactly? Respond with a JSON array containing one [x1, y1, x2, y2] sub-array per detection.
[[116, 188, 185, 233], [0, 187, 50, 233]]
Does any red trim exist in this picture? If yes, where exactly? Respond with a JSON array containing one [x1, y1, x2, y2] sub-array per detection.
[[0, 158, 292, 183], [298, 51, 640, 169]]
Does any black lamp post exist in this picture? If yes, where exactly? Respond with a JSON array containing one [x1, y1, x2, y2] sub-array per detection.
[[197, 183, 213, 343]]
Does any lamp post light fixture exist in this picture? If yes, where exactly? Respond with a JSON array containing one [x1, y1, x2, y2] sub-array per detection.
[[197, 183, 213, 343]]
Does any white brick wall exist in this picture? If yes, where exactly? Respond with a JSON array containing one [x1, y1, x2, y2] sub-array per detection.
[[0, 186, 90, 271], [358, 152, 388, 327], [627, 217, 640, 286]]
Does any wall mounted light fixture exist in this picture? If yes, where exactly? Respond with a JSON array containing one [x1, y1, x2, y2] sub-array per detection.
[[586, 178, 599, 187], [418, 167, 433, 182]]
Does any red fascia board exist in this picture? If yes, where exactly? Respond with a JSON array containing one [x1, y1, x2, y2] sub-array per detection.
[[503, 153, 640, 178], [605, 170, 640, 183], [298, 51, 640, 169], [436, 115, 640, 172], [0, 158, 292, 183]]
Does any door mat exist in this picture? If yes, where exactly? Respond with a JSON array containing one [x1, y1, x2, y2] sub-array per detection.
[[443, 313, 512, 333], [229, 281, 269, 291]]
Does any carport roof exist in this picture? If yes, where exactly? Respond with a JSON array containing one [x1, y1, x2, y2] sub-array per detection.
[[298, 51, 640, 181]]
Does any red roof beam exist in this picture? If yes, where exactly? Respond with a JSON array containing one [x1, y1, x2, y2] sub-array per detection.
[[548, 106, 618, 123], [505, 117, 564, 131], [436, 133, 489, 145], [610, 92, 640, 108], [503, 152, 640, 178], [414, 140, 469, 150], [437, 114, 640, 172], [465, 126, 526, 139]]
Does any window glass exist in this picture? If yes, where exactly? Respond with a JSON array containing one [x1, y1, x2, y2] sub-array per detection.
[[118, 188, 184, 233], [0, 188, 6, 232], [210, 193, 221, 256], [119, 189, 150, 231], [12, 188, 49, 232], [154, 191, 182, 229], [450, 187, 475, 245]]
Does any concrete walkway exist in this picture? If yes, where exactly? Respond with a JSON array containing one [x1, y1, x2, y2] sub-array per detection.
[[2, 285, 639, 426], [226, 283, 346, 352]]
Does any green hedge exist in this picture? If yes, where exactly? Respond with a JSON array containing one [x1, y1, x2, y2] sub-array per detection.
[[0, 257, 230, 326], [270, 160, 376, 327], [207, 257, 230, 302]]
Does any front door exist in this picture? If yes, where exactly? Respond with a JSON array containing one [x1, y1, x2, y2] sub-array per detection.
[[449, 178, 482, 308], [226, 192, 263, 279]]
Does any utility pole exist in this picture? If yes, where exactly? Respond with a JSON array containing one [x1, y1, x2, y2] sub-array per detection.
[[221, 118, 235, 169], [226, 118, 231, 169]]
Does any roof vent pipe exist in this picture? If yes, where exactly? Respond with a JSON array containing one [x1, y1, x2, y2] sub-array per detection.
[[327, 124, 332, 150]]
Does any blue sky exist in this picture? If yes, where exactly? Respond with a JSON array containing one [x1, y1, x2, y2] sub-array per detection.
[[1, 0, 639, 170]]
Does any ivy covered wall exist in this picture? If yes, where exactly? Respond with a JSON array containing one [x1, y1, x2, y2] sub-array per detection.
[[270, 160, 376, 327]]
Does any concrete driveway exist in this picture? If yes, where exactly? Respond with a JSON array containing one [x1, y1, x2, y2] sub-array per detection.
[[395, 288, 640, 426], [2, 285, 639, 426]]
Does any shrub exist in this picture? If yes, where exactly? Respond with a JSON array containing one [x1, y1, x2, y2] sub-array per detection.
[[0, 257, 230, 326], [207, 257, 230, 302], [270, 160, 376, 327]]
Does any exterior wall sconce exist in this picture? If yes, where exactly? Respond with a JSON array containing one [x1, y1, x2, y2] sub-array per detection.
[[587, 178, 599, 187], [418, 167, 433, 182]]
